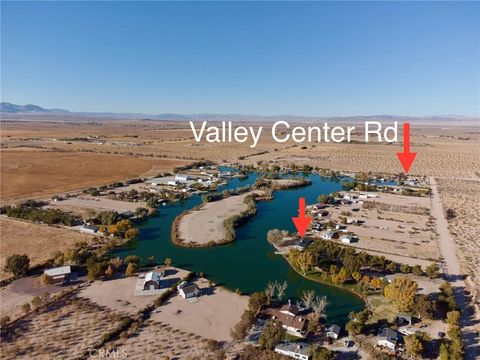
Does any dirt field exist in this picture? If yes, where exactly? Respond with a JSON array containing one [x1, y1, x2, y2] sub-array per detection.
[[78, 268, 190, 315], [47, 195, 147, 217], [0, 217, 93, 280], [0, 148, 189, 202], [150, 277, 248, 341], [436, 178, 480, 290], [0, 296, 123, 360], [324, 192, 439, 268], [176, 192, 254, 246]]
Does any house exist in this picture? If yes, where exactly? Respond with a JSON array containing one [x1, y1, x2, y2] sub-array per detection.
[[44, 266, 72, 284], [377, 328, 401, 351], [271, 302, 308, 337], [80, 224, 99, 235], [321, 230, 336, 240], [167, 180, 179, 186], [175, 174, 191, 182], [313, 203, 328, 210], [177, 281, 201, 299], [274, 342, 311, 360], [143, 272, 162, 290], [292, 238, 313, 251], [335, 224, 348, 233], [341, 234, 354, 244], [327, 324, 341, 340]]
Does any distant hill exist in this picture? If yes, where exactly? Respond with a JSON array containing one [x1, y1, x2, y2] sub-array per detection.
[[0, 102, 476, 124], [1, 102, 69, 114]]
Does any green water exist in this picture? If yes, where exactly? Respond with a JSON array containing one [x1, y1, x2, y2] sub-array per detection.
[[113, 172, 364, 326]]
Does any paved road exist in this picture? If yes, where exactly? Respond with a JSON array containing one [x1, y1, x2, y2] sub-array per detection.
[[429, 177, 479, 359]]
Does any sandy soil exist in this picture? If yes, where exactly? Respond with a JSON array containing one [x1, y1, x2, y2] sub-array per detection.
[[0, 217, 93, 280], [435, 178, 480, 290], [0, 148, 189, 202], [176, 192, 254, 246], [47, 195, 147, 216], [324, 192, 439, 267], [0, 296, 122, 360], [150, 278, 248, 341], [78, 268, 190, 315]]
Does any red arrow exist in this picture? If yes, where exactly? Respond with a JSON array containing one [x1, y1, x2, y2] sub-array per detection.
[[292, 197, 312, 238], [396, 122, 416, 174]]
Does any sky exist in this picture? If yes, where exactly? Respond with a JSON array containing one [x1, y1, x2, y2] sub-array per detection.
[[1, 1, 479, 116]]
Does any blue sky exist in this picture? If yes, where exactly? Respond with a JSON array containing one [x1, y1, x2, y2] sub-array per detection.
[[1, 1, 479, 116]]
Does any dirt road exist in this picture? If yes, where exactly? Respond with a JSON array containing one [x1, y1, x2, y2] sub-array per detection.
[[430, 177, 479, 359]]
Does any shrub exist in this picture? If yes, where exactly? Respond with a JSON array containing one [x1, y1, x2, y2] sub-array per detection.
[[4, 254, 30, 277]]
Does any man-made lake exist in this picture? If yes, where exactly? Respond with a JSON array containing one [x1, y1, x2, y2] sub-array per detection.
[[113, 172, 364, 326]]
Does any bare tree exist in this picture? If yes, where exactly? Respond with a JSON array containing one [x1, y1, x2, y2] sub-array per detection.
[[312, 295, 328, 319], [301, 289, 315, 310], [265, 281, 276, 304], [276, 281, 288, 302]]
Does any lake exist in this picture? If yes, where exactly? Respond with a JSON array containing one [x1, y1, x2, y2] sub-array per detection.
[[113, 171, 364, 326]]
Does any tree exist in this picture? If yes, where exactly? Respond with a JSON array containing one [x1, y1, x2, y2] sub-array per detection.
[[414, 294, 435, 320], [425, 263, 440, 279], [412, 264, 423, 276], [39, 273, 53, 286], [352, 271, 362, 283], [370, 277, 382, 290], [124, 255, 140, 264], [125, 227, 139, 241], [21, 302, 31, 314], [109, 257, 123, 270], [312, 295, 328, 319], [275, 281, 288, 302], [317, 194, 333, 204], [258, 320, 285, 350], [164, 258, 172, 267], [405, 334, 424, 358], [400, 264, 411, 274], [332, 267, 348, 285], [86, 256, 106, 280], [31, 296, 42, 309], [265, 282, 276, 304], [345, 309, 371, 335], [311, 345, 334, 360], [267, 229, 284, 244], [301, 289, 315, 309], [384, 277, 418, 312], [4, 254, 30, 277], [249, 292, 269, 313], [105, 265, 114, 278], [125, 262, 138, 276]]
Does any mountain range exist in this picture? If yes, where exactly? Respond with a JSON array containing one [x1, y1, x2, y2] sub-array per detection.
[[0, 102, 475, 123]]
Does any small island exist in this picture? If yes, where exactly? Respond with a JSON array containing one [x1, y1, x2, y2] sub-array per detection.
[[172, 191, 259, 247]]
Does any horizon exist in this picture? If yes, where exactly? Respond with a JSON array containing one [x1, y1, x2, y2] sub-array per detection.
[[1, 2, 479, 117]]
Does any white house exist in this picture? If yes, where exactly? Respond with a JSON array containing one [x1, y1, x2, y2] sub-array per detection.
[[175, 174, 191, 182], [321, 230, 336, 240], [341, 234, 354, 244], [377, 328, 401, 351], [275, 342, 311, 360], [167, 180, 179, 186], [44, 266, 72, 284], [327, 324, 341, 340], [80, 224, 99, 235], [177, 281, 201, 299], [143, 271, 162, 291]]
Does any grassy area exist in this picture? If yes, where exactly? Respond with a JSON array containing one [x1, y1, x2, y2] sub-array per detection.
[[367, 295, 397, 324]]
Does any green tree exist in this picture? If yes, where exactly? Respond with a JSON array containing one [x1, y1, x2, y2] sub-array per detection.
[[258, 320, 285, 350], [425, 263, 440, 279], [311, 346, 334, 360], [400, 264, 411, 273], [412, 265, 423, 276], [125, 227, 139, 241], [21, 302, 31, 314], [86, 256, 106, 280], [124, 255, 140, 264], [248, 292, 268, 313], [414, 294, 435, 320], [4, 254, 30, 277]]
